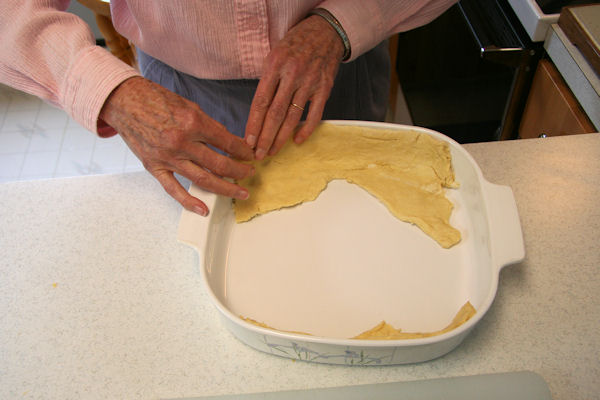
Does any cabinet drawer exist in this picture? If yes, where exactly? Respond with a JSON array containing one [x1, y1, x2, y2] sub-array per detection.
[[519, 59, 595, 139]]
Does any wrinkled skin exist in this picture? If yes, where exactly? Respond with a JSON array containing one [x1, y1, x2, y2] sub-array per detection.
[[99, 14, 344, 215], [99, 77, 255, 216], [245, 15, 345, 159]]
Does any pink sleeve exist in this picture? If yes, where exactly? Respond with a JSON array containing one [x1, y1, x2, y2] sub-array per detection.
[[318, 0, 458, 62], [0, 1, 140, 135]]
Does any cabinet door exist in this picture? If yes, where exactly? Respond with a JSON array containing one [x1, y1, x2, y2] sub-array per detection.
[[519, 59, 595, 139]]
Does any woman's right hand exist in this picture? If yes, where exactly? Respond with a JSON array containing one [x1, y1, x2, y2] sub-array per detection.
[[99, 76, 255, 216]]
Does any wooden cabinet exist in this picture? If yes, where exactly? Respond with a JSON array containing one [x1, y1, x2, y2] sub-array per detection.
[[519, 58, 595, 139], [77, 0, 137, 69]]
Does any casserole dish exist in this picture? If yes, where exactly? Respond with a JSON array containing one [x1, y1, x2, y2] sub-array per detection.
[[178, 121, 525, 365]]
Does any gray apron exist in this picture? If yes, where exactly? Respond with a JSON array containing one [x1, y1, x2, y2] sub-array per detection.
[[136, 41, 390, 139]]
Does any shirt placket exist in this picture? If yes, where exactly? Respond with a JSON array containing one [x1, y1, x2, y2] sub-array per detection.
[[234, 0, 271, 78]]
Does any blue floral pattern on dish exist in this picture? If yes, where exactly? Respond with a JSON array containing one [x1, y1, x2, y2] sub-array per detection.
[[260, 335, 395, 365]]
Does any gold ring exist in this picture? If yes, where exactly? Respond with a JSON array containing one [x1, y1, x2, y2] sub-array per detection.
[[291, 103, 305, 111]]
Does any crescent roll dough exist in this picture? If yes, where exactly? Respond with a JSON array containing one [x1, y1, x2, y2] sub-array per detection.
[[234, 123, 461, 248]]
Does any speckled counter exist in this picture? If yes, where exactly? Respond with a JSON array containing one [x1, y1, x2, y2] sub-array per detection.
[[1, 134, 598, 400]]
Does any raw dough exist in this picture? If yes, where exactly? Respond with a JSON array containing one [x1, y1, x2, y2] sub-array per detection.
[[352, 301, 476, 340], [234, 123, 461, 248], [240, 301, 476, 340], [240, 317, 312, 336]]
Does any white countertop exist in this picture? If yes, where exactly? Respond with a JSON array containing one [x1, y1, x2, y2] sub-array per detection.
[[1, 134, 599, 400]]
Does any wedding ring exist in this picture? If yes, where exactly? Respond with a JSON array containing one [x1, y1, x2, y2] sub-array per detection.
[[290, 103, 305, 111]]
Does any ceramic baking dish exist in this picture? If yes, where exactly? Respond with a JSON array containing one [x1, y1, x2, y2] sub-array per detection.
[[178, 121, 525, 365]]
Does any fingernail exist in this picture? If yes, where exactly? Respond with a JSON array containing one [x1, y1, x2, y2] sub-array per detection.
[[246, 135, 256, 147], [255, 148, 266, 160], [193, 205, 208, 216], [236, 189, 249, 200]]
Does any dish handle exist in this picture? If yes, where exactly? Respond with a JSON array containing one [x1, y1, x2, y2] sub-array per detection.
[[483, 180, 526, 271], [177, 184, 218, 253]]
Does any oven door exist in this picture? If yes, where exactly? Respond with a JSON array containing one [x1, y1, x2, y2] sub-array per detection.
[[395, 0, 541, 143]]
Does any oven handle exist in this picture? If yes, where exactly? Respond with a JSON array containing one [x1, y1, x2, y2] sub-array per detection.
[[457, 0, 526, 67]]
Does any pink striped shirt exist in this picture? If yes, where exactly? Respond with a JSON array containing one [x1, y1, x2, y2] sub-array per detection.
[[0, 1, 456, 134]]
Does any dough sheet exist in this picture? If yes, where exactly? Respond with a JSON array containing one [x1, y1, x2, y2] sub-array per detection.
[[234, 123, 461, 248], [352, 301, 476, 340], [241, 301, 476, 340]]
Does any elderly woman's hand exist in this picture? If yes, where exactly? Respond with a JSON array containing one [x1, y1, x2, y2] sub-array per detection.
[[244, 13, 346, 160], [99, 77, 255, 216]]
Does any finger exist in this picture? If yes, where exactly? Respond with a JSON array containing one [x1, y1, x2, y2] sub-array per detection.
[[245, 73, 279, 149], [294, 92, 328, 144], [196, 118, 254, 161], [184, 141, 254, 180], [176, 160, 250, 200], [268, 93, 308, 156], [154, 170, 210, 216], [254, 79, 297, 160]]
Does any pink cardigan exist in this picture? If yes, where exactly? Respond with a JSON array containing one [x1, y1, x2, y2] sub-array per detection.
[[0, 0, 456, 134]]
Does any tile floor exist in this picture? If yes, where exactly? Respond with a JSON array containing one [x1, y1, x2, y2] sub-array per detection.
[[0, 83, 144, 183]]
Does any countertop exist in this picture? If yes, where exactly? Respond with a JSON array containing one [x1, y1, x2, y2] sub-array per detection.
[[1, 134, 599, 400]]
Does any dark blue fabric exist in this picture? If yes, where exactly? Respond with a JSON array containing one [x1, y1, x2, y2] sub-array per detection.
[[137, 41, 390, 138]]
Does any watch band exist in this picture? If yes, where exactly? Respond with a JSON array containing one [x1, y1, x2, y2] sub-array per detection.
[[308, 8, 352, 61]]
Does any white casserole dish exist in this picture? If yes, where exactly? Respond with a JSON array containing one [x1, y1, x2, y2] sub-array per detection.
[[178, 121, 525, 365]]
